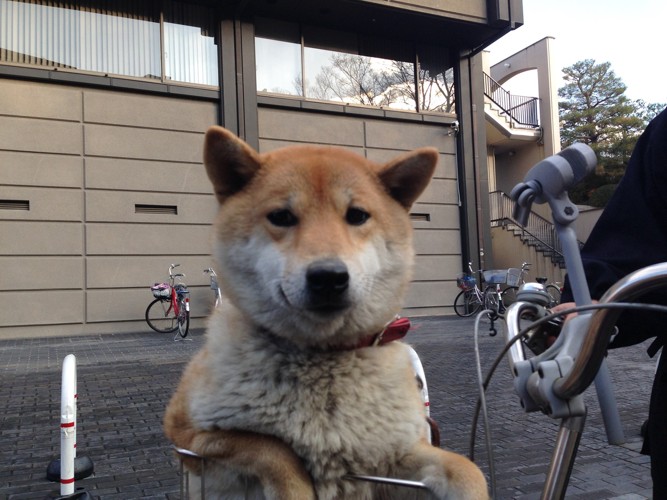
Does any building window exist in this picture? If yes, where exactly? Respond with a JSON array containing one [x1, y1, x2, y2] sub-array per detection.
[[255, 19, 455, 114], [0, 0, 218, 87], [163, 1, 218, 87], [255, 36, 301, 96]]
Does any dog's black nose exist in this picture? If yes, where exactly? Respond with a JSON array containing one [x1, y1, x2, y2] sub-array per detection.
[[306, 259, 349, 297]]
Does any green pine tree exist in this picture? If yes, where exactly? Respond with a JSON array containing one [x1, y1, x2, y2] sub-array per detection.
[[558, 59, 663, 206]]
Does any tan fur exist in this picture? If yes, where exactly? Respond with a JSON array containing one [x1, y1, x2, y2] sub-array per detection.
[[164, 126, 488, 499]]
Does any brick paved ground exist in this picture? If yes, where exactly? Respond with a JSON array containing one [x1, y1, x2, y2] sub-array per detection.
[[0, 316, 656, 499]]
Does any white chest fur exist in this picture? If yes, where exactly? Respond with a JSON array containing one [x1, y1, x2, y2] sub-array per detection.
[[189, 331, 427, 483]]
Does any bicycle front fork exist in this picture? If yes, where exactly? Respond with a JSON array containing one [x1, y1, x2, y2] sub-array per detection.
[[542, 413, 586, 500]]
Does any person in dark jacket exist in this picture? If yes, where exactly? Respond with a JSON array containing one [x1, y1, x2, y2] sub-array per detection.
[[559, 107, 667, 497]]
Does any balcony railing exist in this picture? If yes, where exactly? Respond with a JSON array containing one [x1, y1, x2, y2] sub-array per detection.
[[483, 73, 539, 128]]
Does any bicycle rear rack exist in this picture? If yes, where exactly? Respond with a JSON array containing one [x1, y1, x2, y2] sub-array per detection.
[[173, 447, 430, 499]]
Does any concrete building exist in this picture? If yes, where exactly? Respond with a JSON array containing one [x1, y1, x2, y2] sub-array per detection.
[[483, 37, 568, 284], [0, 0, 525, 338]]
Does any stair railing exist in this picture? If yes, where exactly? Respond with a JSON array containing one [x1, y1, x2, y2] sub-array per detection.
[[490, 191, 566, 266]]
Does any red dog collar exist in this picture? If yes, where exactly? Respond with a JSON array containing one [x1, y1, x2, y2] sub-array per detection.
[[353, 316, 411, 349]]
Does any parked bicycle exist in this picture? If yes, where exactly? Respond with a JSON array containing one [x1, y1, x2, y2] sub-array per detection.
[[146, 263, 190, 339], [454, 262, 511, 319], [499, 262, 562, 309], [203, 267, 222, 309]]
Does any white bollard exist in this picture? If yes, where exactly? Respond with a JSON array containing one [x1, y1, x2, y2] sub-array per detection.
[[60, 354, 77, 495]]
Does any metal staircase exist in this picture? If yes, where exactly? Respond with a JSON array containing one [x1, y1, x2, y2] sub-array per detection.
[[490, 191, 573, 268]]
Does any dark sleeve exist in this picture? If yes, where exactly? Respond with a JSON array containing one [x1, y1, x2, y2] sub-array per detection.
[[561, 107, 667, 348]]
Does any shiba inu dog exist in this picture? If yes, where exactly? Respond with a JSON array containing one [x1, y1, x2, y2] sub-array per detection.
[[164, 126, 488, 499]]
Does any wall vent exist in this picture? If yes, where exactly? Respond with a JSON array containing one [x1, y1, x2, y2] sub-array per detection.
[[0, 199, 30, 211], [410, 213, 430, 222], [135, 204, 178, 215]]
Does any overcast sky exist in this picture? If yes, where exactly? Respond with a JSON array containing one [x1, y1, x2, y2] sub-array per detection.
[[487, 0, 667, 105]]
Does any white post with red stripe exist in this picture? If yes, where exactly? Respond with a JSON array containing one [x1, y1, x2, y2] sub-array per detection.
[[60, 354, 77, 495]]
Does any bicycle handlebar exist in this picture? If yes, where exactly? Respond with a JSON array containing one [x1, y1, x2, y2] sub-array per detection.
[[503, 142, 652, 500], [203, 267, 218, 277], [553, 262, 667, 399], [506, 143, 624, 428]]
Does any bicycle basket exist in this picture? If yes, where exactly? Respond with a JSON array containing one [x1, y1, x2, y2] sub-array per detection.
[[456, 273, 476, 291], [506, 268, 522, 287], [482, 270, 507, 285], [151, 283, 171, 298], [174, 283, 189, 296]]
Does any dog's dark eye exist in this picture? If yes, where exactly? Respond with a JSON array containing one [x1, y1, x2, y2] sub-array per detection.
[[346, 207, 370, 226], [267, 209, 298, 227]]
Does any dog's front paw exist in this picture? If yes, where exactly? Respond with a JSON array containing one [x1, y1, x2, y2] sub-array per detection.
[[420, 461, 488, 500], [264, 477, 316, 500]]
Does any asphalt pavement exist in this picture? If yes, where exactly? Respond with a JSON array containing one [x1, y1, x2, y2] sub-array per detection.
[[0, 316, 656, 499]]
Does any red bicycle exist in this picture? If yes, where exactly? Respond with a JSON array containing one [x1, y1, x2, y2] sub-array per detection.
[[145, 263, 190, 339]]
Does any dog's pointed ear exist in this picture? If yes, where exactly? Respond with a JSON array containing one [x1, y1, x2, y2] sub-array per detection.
[[204, 126, 262, 204], [378, 148, 438, 209]]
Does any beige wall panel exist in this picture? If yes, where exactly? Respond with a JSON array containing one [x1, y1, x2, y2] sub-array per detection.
[[258, 139, 365, 156], [86, 191, 217, 224], [85, 157, 211, 193], [413, 229, 461, 255], [367, 149, 455, 179], [0, 290, 83, 326], [84, 124, 204, 163], [365, 121, 456, 154], [86, 256, 217, 288], [0, 80, 82, 121], [410, 204, 459, 230], [87, 288, 152, 323], [403, 281, 458, 308], [0, 256, 82, 291], [0, 151, 83, 188], [412, 255, 462, 281], [0, 116, 82, 154], [0, 221, 82, 255], [416, 178, 460, 205], [259, 108, 365, 146], [87, 286, 213, 322], [86, 223, 211, 255], [1, 186, 82, 221], [84, 91, 217, 132]]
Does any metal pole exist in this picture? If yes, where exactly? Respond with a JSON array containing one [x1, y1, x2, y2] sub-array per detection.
[[556, 224, 625, 445], [60, 354, 77, 496], [541, 414, 586, 500]]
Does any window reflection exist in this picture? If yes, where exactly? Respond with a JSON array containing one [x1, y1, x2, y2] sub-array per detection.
[[163, 1, 218, 86], [0, 0, 218, 87], [254, 22, 456, 114], [417, 64, 456, 113], [164, 23, 217, 86], [0, 0, 161, 78], [255, 37, 302, 96], [304, 48, 417, 111]]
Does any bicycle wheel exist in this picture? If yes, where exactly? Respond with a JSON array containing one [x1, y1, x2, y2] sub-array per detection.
[[454, 290, 482, 317], [176, 296, 190, 338], [546, 284, 562, 308], [484, 285, 500, 316], [501, 286, 519, 308], [145, 298, 178, 333]]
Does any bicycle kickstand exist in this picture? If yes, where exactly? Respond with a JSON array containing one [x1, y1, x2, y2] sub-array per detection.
[[488, 313, 498, 337]]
